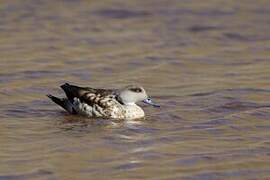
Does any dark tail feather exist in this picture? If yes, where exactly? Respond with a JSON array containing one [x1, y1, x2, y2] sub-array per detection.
[[60, 83, 76, 101], [60, 83, 86, 101], [47, 94, 76, 114], [47, 94, 66, 109]]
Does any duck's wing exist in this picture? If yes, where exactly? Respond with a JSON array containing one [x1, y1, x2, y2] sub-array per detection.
[[61, 83, 116, 107]]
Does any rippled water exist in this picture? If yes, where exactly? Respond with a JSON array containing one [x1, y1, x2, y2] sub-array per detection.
[[1, 0, 270, 179]]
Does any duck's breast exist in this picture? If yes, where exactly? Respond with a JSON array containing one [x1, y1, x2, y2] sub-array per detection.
[[124, 105, 145, 120]]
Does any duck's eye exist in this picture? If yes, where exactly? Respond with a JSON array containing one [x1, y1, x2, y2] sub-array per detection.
[[129, 87, 142, 93]]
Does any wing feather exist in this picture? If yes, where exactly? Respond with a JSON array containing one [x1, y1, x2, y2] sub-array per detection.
[[60, 83, 117, 107]]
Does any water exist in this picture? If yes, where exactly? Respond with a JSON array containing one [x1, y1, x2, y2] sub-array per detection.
[[1, 0, 270, 179]]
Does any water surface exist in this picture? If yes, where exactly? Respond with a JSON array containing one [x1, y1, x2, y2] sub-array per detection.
[[1, 0, 270, 179]]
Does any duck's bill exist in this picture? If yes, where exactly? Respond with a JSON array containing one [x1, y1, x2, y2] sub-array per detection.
[[143, 98, 160, 107]]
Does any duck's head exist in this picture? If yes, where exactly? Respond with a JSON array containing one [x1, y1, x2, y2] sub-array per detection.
[[118, 85, 160, 107]]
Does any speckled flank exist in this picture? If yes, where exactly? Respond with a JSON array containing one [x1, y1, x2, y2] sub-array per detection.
[[73, 97, 126, 119], [72, 97, 144, 119]]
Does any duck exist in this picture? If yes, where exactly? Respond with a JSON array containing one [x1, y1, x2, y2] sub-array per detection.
[[47, 83, 160, 120]]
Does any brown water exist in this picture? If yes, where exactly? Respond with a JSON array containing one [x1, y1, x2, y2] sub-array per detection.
[[1, 0, 270, 179]]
